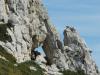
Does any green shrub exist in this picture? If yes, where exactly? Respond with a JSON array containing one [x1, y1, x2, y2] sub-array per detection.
[[0, 58, 44, 75], [17, 60, 44, 75], [0, 58, 22, 75]]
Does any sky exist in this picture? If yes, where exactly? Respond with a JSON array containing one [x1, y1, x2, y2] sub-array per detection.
[[43, 0, 100, 69]]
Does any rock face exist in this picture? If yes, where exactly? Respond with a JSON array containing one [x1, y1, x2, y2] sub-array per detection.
[[63, 26, 99, 75], [0, 0, 99, 75], [43, 26, 99, 75], [0, 0, 48, 63]]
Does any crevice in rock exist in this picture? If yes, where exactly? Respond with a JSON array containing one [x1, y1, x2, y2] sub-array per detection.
[[0, 23, 12, 42]]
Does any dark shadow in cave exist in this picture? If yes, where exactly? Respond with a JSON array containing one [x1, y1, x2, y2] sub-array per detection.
[[31, 43, 46, 59]]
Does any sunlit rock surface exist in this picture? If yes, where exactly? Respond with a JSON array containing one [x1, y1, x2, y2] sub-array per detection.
[[0, 0, 99, 75]]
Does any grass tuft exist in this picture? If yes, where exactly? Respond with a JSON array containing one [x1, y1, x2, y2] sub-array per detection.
[[0, 45, 16, 63], [0, 47, 44, 75], [62, 69, 86, 75]]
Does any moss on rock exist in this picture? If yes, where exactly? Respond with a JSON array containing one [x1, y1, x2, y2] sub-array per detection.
[[0, 45, 16, 63]]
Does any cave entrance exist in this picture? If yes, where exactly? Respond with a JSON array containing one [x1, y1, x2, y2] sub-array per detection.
[[35, 46, 46, 56], [31, 34, 46, 60], [31, 45, 46, 60]]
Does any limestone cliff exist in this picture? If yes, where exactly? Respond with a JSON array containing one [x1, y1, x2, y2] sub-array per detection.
[[0, 0, 99, 75], [0, 0, 49, 63]]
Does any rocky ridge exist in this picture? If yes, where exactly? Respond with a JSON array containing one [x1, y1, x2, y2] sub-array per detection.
[[0, 0, 99, 75]]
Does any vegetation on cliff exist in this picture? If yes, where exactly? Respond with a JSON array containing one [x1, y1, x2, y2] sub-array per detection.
[[0, 46, 44, 75], [62, 69, 86, 75]]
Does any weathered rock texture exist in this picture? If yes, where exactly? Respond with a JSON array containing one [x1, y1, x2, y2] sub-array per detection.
[[63, 26, 99, 75], [0, 0, 99, 75], [0, 0, 49, 63], [43, 26, 100, 75]]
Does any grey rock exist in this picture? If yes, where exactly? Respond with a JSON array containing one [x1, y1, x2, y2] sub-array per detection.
[[0, 0, 48, 63], [0, 0, 99, 75], [29, 66, 37, 71], [63, 26, 99, 75]]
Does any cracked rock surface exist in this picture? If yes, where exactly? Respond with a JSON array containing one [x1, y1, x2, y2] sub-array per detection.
[[0, 0, 99, 75]]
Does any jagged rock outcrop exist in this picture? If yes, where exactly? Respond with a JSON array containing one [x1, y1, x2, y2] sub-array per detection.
[[0, 0, 99, 75], [63, 26, 99, 75], [0, 0, 49, 63], [42, 26, 99, 75]]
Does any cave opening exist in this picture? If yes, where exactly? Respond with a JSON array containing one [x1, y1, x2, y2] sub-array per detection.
[[31, 43, 46, 60], [31, 34, 51, 65], [35, 46, 46, 56]]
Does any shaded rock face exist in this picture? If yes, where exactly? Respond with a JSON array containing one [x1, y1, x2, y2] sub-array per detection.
[[0, 0, 99, 75]]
